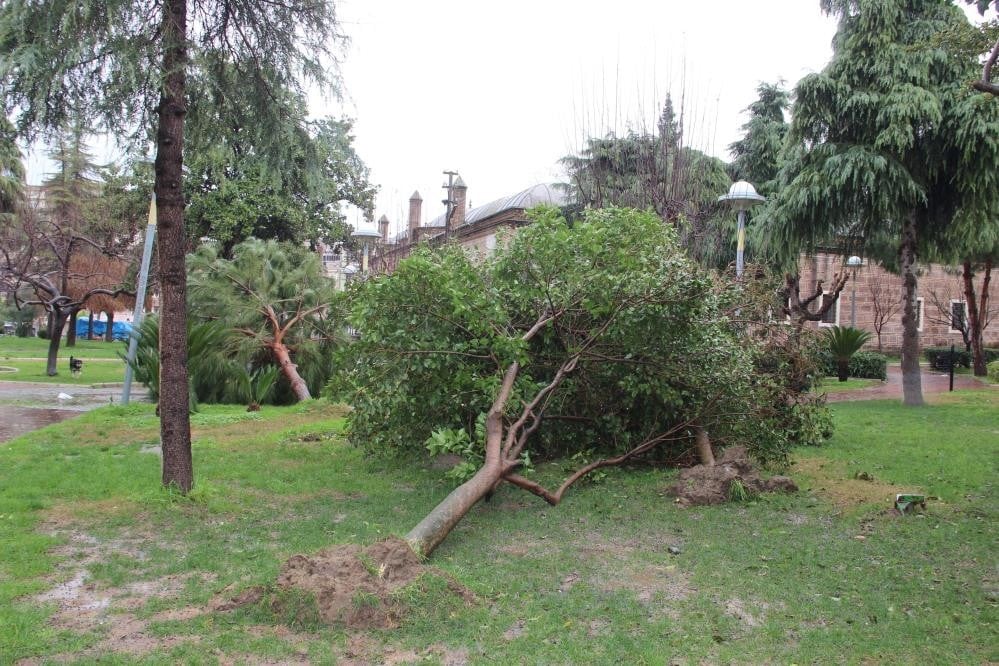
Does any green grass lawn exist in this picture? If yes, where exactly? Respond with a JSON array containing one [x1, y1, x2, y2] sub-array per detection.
[[815, 377, 884, 393], [1, 394, 996, 664], [0, 335, 129, 384], [0, 357, 127, 385], [0, 335, 127, 360]]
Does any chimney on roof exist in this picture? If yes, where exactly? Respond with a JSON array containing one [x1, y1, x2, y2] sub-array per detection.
[[378, 214, 390, 244], [408, 191, 422, 242], [451, 176, 467, 231]]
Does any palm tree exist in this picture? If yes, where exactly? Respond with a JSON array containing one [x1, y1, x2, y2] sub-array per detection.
[[824, 326, 873, 382]]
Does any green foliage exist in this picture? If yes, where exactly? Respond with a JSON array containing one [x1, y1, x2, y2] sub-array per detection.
[[819, 350, 888, 380], [236, 365, 280, 410], [185, 118, 376, 255], [729, 81, 790, 196], [188, 238, 344, 403], [924, 346, 999, 370], [987, 359, 999, 382], [122, 316, 237, 408], [560, 97, 733, 268], [824, 326, 873, 359], [332, 206, 819, 471], [762, 0, 999, 268]]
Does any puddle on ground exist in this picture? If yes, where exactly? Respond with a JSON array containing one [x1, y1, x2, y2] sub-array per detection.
[[0, 406, 79, 444]]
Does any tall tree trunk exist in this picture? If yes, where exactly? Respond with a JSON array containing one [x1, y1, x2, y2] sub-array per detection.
[[272, 341, 312, 401], [86, 311, 94, 340], [899, 214, 924, 406], [964, 260, 989, 377], [155, 0, 193, 493], [46, 309, 68, 376], [66, 308, 78, 347], [104, 310, 115, 342]]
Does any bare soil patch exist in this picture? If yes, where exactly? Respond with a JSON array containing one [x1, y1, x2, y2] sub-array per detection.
[[668, 446, 798, 506], [793, 456, 910, 511], [267, 537, 475, 629]]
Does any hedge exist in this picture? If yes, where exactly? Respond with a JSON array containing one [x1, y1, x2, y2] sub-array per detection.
[[924, 347, 999, 370], [987, 360, 999, 383], [819, 350, 888, 380]]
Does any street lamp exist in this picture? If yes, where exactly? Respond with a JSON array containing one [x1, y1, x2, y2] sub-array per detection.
[[718, 180, 766, 278], [846, 255, 863, 327], [351, 223, 382, 275]]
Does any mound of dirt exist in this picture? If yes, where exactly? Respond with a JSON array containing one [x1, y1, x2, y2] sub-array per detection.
[[668, 446, 797, 506], [273, 536, 472, 629]]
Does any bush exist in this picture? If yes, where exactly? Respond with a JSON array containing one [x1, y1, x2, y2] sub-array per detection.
[[988, 360, 999, 383], [924, 347, 999, 370], [818, 350, 887, 380], [331, 207, 815, 471]]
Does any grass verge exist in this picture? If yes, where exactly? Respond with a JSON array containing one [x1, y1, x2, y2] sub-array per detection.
[[1, 393, 995, 664]]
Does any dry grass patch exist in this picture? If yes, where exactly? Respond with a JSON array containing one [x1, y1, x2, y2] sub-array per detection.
[[793, 456, 910, 512]]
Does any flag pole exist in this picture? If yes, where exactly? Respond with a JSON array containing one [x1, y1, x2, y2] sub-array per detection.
[[122, 194, 157, 405]]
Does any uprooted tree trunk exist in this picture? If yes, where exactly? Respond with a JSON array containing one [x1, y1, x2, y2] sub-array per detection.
[[271, 338, 311, 402], [404, 313, 707, 558]]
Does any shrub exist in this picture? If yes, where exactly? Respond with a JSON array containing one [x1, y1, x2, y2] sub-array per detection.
[[823, 326, 873, 381], [924, 347, 999, 370], [818, 350, 887, 380], [988, 360, 999, 383]]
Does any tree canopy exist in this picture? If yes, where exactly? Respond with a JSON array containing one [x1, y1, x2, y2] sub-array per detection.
[[1, 0, 349, 492], [763, 0, 999, 405], [332, 206, 826, 556]]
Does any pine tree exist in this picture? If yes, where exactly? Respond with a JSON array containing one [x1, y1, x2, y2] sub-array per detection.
[[2, 0, 346, 492], [768, 0, 999, 406]]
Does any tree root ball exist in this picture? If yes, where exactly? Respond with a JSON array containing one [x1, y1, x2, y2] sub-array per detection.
[[273, 537, 474, 629], [668, 446, 797, 506]]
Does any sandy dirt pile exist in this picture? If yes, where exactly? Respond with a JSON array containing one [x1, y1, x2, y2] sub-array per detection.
[[272, 536, 473, 629], [668, 446, 798, 506]]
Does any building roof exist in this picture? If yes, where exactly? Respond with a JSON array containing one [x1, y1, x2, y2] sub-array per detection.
[[425, 183, 569, 229]]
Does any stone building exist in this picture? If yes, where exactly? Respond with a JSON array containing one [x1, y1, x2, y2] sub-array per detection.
[[364, 177, 995, 354], [798, 251, 997, 352], [372, 179, 568, 274]]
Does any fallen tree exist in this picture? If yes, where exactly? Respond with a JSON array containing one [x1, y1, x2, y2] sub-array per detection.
[[332, 207, 826, 557]]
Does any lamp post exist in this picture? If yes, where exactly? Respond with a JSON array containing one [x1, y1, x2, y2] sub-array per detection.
[[351, 223, 382, 276], [847, 255, 862, 327], [718, 180, 766, 278]]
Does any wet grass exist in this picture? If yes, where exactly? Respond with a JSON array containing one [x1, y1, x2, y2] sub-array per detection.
[[0, 357, 126, 385], [815, 377, 884, 393], [1, 392, 996, 664], [0, 335, 127, 359]]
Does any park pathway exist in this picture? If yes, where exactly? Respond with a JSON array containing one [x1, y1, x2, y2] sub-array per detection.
[[824, 365, 992, 402], [0, 381, 146, 444]]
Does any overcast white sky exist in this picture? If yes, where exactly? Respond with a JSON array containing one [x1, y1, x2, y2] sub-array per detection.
[[22, 1, 991, 239], [330, 0, 841, 236]]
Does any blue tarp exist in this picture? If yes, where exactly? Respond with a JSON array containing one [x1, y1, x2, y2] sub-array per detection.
[[75, 318, 133, 341]]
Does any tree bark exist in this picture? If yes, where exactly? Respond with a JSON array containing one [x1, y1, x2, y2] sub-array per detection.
[[104, 311, 115, 342], [66, 308, 78, 347], [406, 362, 521, 557], [86, 311, 94, 340], [46, 310, 68, 376], [899, 214, 924, 406], [964, 260, 989, 377], [156, 0, 193, 493], [272, 341, 312, 401], [693, 425, 714, 466]]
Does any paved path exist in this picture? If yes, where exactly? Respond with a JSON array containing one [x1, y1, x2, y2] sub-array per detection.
[[824, 365, 993, 402], [0, 381, 149, 444]]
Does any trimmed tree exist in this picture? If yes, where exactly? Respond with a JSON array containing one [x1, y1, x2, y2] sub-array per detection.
[[766, 0, 999, 406]]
